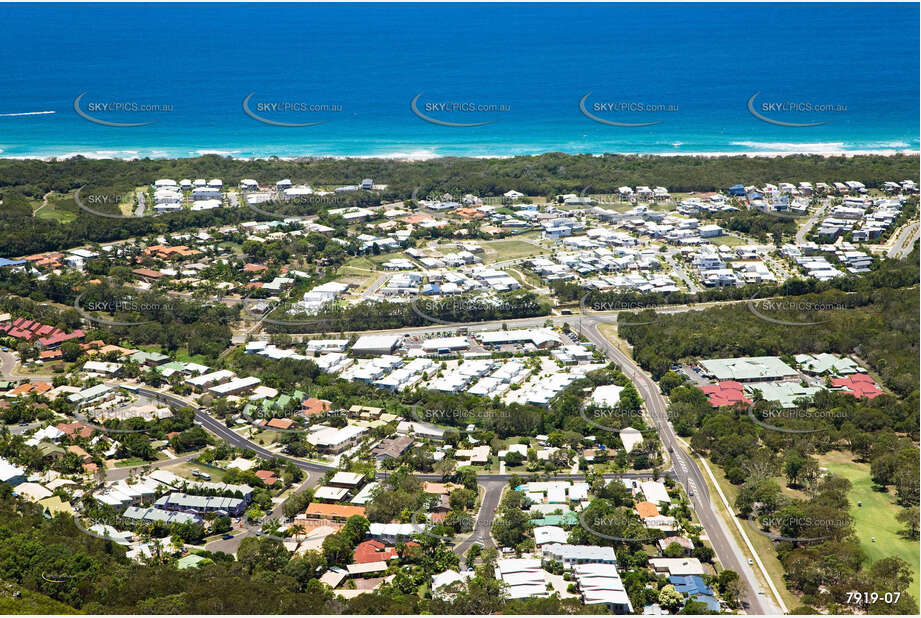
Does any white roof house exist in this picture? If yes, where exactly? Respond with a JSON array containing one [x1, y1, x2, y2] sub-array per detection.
[[589, 384, 624, 408], [619, 427, 644, 453], [648, 557, 705, 576], [208, 376, 261, 396], [573, 563, 633, 613], [421, 336, 470, 353], [640, 480, 671, 506], [368, 522, 425, 540], [478, 328, 561, 348], [352, 334, 401, 355], [541, 544, 618, 566], [533, 525, 569, 545], [329, 471, 365, 487], [314, 486, 349, 501], [496, 558, 549, 599], [13, 482, 52, 502], [432, 569, 473, 594], [307, 425, 367, 451]]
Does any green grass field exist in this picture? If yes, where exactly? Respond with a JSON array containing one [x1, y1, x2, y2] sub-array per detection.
[[167, 460, 232, 483], [482, 239, 546, 263], [711, 234, 750, 247], [34, 194, 80, 224], [821, 452, 920, 603]]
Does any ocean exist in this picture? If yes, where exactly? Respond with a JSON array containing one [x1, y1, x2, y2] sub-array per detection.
[[0, 2, 918, 159]]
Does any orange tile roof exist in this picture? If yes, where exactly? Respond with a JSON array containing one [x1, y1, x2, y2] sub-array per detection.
[[266, 418, 295, 430], [402, 214, 434, 224], [255, 469, 279, 485], [132, 267, 163, 279], [422, 481, 463, 495], [304, 502, 366, 519], [7, 381, 51, 396], [636, 501, 660, 519], [301, 397, 332, 416], [56, 421, 93, 438], [352, 540, 398, 564], [7, 384, 34, 396]]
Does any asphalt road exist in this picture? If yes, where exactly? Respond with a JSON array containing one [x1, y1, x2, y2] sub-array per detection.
[[795, 200, 827, 244], [0, 350, 17, 378], [453, 478, 505, 560], [0, 349, 53, 381], [663, 252, 699, 293], [204, 474, 320, 555], [888, 221, 920, 258], [131, 312, 782, 614], [580, 321, 781, 615]]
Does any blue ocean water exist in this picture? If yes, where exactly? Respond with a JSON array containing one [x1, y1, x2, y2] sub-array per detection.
[[0, 2, 918, 159]]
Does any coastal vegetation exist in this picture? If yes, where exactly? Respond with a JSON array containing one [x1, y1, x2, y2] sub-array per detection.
[[3, 152, 919, 257]]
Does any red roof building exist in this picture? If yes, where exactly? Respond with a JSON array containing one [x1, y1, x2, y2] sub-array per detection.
[[636, 501, 660, 520], [301, 397, 332, 417], [0, 318, 84, 348], [132, 267, 164, 280], [352, 540, 398, 564], [57, 421, 94, 439], [831, 374, 883, 399], [699, 381, 752, 407], [255, 469, 279, 486]]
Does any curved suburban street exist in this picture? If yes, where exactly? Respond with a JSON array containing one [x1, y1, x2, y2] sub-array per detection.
[[122, 300, 787, 613]]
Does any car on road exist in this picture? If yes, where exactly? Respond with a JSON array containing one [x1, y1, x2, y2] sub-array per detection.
[[1, 347, 8, 351], [221, 534, 234, 540]]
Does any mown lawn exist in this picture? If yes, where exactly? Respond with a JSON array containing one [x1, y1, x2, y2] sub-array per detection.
[[820, 451, 920, 603]]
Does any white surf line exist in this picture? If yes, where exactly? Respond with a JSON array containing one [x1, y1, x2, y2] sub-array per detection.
[[0, 110, 56, 116], [680, 435, 789, 614]]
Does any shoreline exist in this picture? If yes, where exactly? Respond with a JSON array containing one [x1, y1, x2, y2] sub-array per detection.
[[1, 148, 918, 163]]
